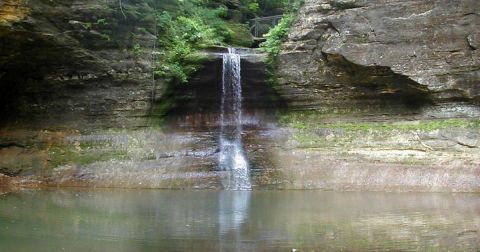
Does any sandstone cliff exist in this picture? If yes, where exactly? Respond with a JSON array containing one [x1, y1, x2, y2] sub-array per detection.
[[0, 0, 162, 129], [261, 0, 480, 192], [277, 0, 480, 117], [0, 0, 479, 192]]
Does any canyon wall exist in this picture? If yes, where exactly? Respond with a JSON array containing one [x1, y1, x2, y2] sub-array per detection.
[[263, 0, 480, 192], [276, 0, 480, 117], [0, 0, 163, 129], [0, 0, 479, 191]]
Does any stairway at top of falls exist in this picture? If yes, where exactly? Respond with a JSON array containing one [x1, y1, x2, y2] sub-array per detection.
[[218, 48, 252, 191]]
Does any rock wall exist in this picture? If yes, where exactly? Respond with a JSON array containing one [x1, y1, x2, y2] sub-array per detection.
[[0, 0, 161, 129], [277, 0, 480, 116], [163, 48, 283, 130], [1, 0, 479, 192], [0, 1, 279, 188], [262, 0, 480, 192]]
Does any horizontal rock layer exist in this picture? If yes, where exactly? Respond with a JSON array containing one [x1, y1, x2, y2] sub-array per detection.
[[0, 0, 161, 129], [276, 0, 480, 116]]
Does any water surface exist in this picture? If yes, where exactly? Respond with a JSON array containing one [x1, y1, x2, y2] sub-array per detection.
[[0, 190, 479, 251]]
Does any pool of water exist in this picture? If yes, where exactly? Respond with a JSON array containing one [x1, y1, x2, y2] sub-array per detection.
[[0, 189, 479, 251]]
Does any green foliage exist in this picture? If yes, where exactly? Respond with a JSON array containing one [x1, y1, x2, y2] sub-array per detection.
[[82, 22, 92, 30], [260, 0, 303, 60], [257, 13, 294, 87], [96, 18, 108, 25], [132, 43, 143, 56], [150, 0, 283, 83], [259, 0, 303, 87], [247, 2, 260, 14], [192, 5, 233, 41], [241, 0, 290, 17], [99, 33, 111, 41], [226, 23, 254, 47], [259, 14, 294, 62], [155, 1, 236, 83]]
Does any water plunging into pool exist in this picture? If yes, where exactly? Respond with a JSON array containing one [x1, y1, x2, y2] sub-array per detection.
[[218, 48, 252, 190]]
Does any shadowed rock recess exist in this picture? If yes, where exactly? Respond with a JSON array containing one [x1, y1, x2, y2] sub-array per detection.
[[0, 0, 479, 191]]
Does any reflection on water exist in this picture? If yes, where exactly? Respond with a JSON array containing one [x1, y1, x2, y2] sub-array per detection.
[[0, 190, 479, 251], [219, 191, 251, 235]]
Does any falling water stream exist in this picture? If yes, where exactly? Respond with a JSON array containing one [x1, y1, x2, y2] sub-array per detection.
[[218, 48, 252, 190]]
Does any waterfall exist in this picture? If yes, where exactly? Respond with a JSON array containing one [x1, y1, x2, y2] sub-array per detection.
[[218, 48, 252, 190]]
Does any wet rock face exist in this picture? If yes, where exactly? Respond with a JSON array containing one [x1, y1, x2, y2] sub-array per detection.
[[0, 0, 160, 129], [277, 0, 480, 113], [163, 49, 284, 130]]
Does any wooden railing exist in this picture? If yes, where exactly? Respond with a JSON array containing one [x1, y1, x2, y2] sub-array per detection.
[[249, 15, 283, 38]]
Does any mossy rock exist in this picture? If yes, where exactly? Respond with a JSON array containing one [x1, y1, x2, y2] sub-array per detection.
[[226, 22, 253, 47]]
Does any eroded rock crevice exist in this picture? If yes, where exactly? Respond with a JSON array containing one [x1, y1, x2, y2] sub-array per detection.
[[321, 52, 432, 108]]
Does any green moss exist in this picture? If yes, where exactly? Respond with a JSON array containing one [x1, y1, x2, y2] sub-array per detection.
[[99, 33, 111, 41], [281, 111, 480, 132], [96, 18, 108, 25], [81, 22, 92, 30], [323, 119, 480, 132], [48, 145, 127, 168], [132, 43, 143, 56], [280, 111, 480, 146], [351, 33, 370, 44], [225, 22, 253, 47], [151, 97, 177, 127], [402, 158, 429, 166]]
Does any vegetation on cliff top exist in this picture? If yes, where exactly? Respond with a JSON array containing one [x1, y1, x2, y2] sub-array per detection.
[[259, 0, 303, 85], [154, 0, 293, 83], [154, 1, 236, 83]]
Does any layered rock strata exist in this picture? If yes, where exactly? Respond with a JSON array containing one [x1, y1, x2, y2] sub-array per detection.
[[276, 0, 480, 115], [0, 0, 161, 129]]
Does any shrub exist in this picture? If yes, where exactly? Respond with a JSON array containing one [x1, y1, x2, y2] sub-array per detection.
[[153, 0, 279, 83], [259, 14, 293, 63], [155, 1, 233, 83], [259, 0, 303, 87], [100, 33, 111, 41], [96, 18, 108, 25], [132, 43, 143, 56], [260, 0, 303, 60]]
